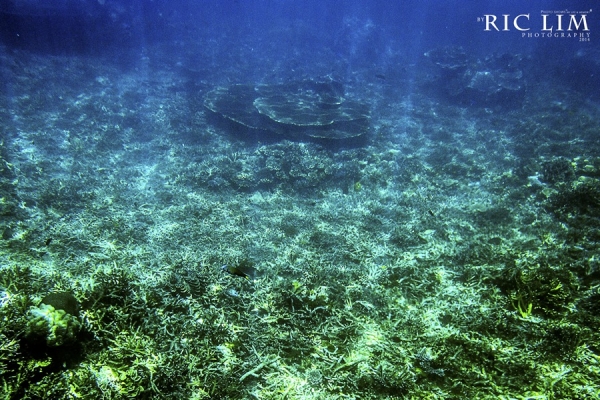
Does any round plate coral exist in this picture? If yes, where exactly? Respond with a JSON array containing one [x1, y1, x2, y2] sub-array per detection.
[[204, 80, 369, 140]]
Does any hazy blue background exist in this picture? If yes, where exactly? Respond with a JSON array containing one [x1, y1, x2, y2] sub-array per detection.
[[1, 0, 599, 110], [1, 1, 597, 65]]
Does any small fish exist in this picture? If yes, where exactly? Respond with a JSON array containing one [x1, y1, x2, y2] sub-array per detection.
[[222, 265, 250, 280]]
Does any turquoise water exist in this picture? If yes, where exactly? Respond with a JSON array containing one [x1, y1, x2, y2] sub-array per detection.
[[1, 2, 599, 399]]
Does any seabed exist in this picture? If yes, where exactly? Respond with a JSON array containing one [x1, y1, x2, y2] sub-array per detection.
[[1, 47, 600, 399]]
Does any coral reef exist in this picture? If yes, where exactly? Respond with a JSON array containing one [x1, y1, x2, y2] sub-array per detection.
[[0, 42, 599, 399]]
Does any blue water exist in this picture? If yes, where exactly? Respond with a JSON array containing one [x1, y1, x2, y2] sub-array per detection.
[[2, 1, 597, 70]]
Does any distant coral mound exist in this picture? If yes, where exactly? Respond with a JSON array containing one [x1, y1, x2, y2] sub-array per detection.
[[204, 79, 370, 140]]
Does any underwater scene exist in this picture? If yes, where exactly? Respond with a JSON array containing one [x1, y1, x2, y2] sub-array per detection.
[[1, 0, 599, 398]]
